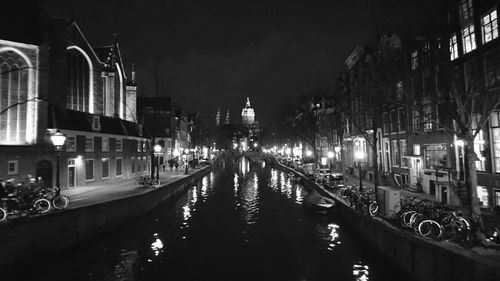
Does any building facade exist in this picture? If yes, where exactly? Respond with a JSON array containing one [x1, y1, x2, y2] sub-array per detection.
[[0, 16, 149, 191]]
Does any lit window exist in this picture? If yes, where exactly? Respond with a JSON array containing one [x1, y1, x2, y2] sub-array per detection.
[[423, 105, 433, 132], [494, 189, 500, 206], [0, 50, 30, 144], [462, 24, 476, 54], [116, 158, 123, 176], [67, 49, 90, 112], [477, 186, 489, 207], [449, 34, 459, 60], [7, 160, 18, 175], [411, 50, 418, 70], [482, 10, 498, 43], [137, 141, 141, 152], [66, 135, 76, 152], [102, 158, 110, 178], [102, 137, 109, 152], [400, 140, 407, 164], [459, 0, 473, 22], [424, 144, 447, 170], [85, 136, 94, 152], [414, 144, 421, 156], [85, 159, 94, 180], [472, 114, 486, 171], [116, 139, 122, 152], [491, 110, 500, 173]]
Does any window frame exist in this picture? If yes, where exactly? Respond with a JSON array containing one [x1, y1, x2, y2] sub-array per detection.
[[102, 137, 109, 152], [481, 9, 498, 44], [85, 136, 94, 152], [102, 158, 110, 179], [116, 157, 123, 176], [85, 158, 95, 181], [66, 135, 77, 152], [115, 138, 123, 152], [462, 24, 477, 54], [7, 160, 19, 175]]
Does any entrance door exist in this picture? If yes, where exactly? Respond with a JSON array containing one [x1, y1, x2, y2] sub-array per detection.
[[68, 159, 76, 188], [35, 160, 53, 188]]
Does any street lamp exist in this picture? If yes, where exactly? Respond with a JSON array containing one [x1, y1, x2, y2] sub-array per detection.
[[354, 150, 365, 192], [50, 130, 66, 196], [184, 148, 189, 174], [154, 144, 161, 180]]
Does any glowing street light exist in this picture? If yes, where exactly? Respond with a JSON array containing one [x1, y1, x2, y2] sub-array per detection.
[[50, 130, 66, 195], [327, 151, 335, 158], [154, 144, 162, 180], [306, 150, 313, 157]]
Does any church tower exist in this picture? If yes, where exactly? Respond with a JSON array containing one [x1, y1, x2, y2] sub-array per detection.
[[224, 109, 230, 125], [215, 108, 221, 126], [241, 97, 255, 125]]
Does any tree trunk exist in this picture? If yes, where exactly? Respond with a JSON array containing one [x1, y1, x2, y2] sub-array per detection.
[[463, 137, 484, 244]]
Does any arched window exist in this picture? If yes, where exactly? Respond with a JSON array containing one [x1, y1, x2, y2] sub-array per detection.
[[0, 50, 29, 143], [67, 48, 90, 112]]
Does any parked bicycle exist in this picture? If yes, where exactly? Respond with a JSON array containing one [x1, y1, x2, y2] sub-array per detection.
[[137, 176, 160, 188]]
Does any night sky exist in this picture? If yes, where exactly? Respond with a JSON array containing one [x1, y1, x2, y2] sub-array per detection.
[[45, 0, 393, 128]]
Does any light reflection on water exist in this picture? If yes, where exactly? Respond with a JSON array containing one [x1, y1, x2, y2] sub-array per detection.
[[19, 164, 411, 281], [353, 262, 370, 281]]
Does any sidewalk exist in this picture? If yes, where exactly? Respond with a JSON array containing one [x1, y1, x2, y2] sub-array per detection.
[[62, 166, 206, 209]]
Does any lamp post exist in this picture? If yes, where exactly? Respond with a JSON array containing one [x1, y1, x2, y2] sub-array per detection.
[[355, 150, 365, 192], [154, 144, 161, 180], [184, 148, 189, 174], [50, 130, 66, 196]]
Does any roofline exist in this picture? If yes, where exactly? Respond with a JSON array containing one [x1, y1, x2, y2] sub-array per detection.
[[68, 21, 106, 65]]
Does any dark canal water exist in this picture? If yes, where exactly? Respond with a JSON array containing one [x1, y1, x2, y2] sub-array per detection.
[[13, 159, 412, 281]]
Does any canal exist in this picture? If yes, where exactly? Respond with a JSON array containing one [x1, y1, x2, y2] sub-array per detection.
[[13, 159, 412, 281]]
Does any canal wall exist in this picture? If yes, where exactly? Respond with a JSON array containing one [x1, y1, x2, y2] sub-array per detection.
[[275, 162, 500, 281], [0, 166, 212, 273]]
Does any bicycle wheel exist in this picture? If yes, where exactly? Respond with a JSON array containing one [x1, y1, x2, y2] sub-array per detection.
[[0, 207, 7, 222], [338, 188, 348, 199], [418, 220, 442, 239], [33, 198, 51, 213], [369, 201, 379, 217], [401, 211, 415, 228], [151, 179, 160, 188], [52, 195, 70, 209]]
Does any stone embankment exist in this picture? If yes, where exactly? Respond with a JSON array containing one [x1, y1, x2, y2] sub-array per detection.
[[276, 161, 500, 281], [0, 166, 212, 273]]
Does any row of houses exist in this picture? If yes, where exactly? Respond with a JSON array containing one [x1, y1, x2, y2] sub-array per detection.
[[301, 0, 500, 209], [0, 9, 201, 191]]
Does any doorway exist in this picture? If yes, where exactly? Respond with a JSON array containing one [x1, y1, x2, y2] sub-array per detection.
[[68, 159, 76, 188], [35, 160, 53, 188]]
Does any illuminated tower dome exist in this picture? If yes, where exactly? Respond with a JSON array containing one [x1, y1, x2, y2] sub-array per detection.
[[241, 97, 255, 125]]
